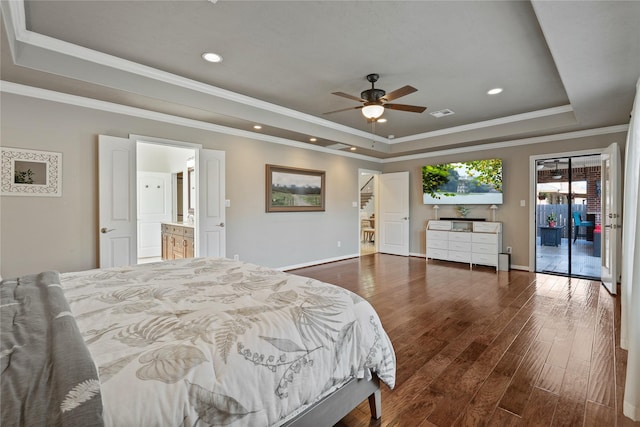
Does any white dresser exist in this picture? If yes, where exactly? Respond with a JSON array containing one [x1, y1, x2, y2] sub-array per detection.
[[426, 220, 502, 271]]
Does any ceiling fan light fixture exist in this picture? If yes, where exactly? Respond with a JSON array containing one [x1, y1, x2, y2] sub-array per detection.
[[362, 104, 384, 119]]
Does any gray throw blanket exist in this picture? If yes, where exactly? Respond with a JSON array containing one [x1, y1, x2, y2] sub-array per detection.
[[1, 271, 104, 427]]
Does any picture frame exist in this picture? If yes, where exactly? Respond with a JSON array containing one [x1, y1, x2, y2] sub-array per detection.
[[1, 147, 62, 197], [266, 164, 325, 212]]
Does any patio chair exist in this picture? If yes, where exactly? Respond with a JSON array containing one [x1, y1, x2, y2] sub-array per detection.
[[573, 211, 594, 243]]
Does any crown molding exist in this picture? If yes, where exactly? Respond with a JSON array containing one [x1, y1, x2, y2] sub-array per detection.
[[0, 81, 381, 162], [388, 105, 574, 144], [1, 0, 387, 146], [382, 124, 629, 163], [2, 81, 628, 165], [0, 0, 579, 150]]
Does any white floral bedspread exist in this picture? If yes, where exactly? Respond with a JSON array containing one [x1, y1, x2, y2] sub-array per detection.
[[61, 257, 395, 426]]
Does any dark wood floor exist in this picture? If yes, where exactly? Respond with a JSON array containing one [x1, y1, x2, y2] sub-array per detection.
[[288, 254, 639, 427]]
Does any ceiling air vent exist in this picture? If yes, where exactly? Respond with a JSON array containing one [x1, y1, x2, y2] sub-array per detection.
[[430, 109, 455, 118]]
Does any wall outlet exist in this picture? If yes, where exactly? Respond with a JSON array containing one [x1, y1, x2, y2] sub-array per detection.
[[337, 241, 341, 247], [233, 254, 239, 261], [506, 246, 512, 254]]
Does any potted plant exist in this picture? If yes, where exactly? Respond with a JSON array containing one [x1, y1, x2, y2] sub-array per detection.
[[456, 206, 471, 218], [547, 212, 557, 227]]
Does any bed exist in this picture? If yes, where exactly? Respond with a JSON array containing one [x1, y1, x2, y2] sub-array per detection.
[[1, 257, 396, 426]]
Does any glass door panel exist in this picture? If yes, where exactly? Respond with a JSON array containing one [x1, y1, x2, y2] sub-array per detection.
[[535, 155, 601, 279], [570, 155, 601, 279], [535, 158, 570, 275]]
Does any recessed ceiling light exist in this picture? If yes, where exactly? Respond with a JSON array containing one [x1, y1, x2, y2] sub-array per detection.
[[377, 118, 387, 123], [253, 125, 262, 130], [201, 52, 223, 63], [487, 88, 503, 95], [309, 137, 317, 142], [350, 147, 357, 151]]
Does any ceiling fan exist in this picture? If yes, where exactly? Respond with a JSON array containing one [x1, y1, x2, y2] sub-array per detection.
[[324, 74, 427, 121], [537, 159, 568, 179]]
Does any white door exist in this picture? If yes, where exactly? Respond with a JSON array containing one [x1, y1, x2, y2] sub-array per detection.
[[137, 172, 172, 259], [197, 149, 226, 257], [601, 142, 621, 295], [378, 171, 410, 256], [99, 135, 137, 268]]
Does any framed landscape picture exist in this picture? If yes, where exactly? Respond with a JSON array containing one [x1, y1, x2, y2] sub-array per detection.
[[266, 164, 325, 212], [1, 147, 62, 197]]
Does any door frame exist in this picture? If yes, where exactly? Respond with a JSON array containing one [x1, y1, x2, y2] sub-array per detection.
[[358, 168, 381, 255], [528, 147, 616, 276]]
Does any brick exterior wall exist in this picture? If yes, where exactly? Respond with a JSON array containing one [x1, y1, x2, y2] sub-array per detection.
[[537, 165, 601, 224]]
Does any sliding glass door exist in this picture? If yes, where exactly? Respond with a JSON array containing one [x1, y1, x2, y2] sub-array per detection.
[[535, 155, 602, 279]]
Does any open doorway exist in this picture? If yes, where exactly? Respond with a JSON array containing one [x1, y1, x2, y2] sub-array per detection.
[[99, 135, 226, 268], [137, 142, 197, 264], [534, 155, 602, 279], [359, 169, 380, 255]]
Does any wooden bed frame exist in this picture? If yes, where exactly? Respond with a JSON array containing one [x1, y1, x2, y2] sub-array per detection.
[[284, 376, 381, 426]]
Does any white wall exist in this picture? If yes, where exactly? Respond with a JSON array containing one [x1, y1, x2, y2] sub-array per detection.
[[0, 93, 379, 278], [382, 132, 626, 267], [0, 92, 627, 277]]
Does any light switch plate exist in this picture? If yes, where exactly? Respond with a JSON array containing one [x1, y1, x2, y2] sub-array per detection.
[[520, 199, 526, 207], [225, 199, 231, 207]]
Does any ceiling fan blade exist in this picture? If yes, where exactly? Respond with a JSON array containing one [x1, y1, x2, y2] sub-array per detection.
[[381, 85, 417, 102], [323, 105, 364, 115], [331, 91, 365, 102], [385, 103, 427, 113]]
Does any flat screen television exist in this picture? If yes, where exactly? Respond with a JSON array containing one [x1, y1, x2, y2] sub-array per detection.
[[422, 158, 503, 205]]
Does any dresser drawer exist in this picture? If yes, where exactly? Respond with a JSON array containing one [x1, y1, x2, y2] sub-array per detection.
[[449, 232, 472, 242], [183, 227, 194, 238], [472, 233, 498, 245], [427, 239, 448, 250], [449, 241, 471, 252], [472, 243, 498, 254], [472, 253, 498, 266], [474, 222, 501, 233], [427, 248, 448, 260], [428, 221, 452, 231], [427, 230, 449, 241], [449, 250, 472, 263]]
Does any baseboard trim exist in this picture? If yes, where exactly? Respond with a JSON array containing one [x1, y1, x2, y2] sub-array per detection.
[[279, 253, 530, 272], [280, 254, 360, 272], [624, 401, 640, 422]]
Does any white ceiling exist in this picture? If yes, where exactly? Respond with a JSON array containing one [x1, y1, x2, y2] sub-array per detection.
[[1, 1, 638, 159]]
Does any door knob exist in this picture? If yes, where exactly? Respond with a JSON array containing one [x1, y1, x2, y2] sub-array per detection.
[[217, 222, 225, 228], [100, 227, 115, 234]]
